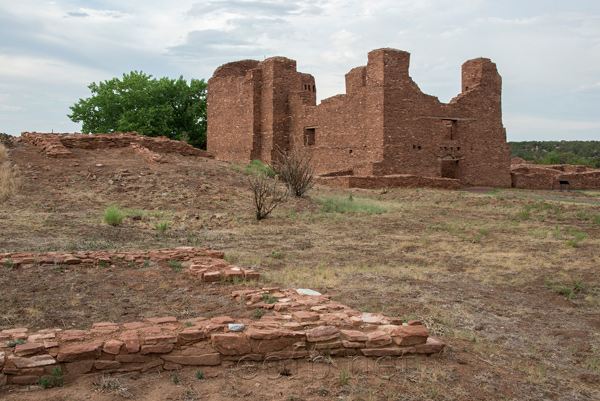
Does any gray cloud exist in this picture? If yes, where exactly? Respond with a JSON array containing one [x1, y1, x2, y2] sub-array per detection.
[[66, 12, 90, 18], [186, 0, 323, 18]]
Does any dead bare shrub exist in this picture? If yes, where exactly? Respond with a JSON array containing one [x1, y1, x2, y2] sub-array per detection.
[[0, 143, 22, 202], [249, 174, 289, 220], [271, 147, 315, 197]]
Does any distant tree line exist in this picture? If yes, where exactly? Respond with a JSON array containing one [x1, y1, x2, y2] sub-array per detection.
[[510, 141, 600, 169]]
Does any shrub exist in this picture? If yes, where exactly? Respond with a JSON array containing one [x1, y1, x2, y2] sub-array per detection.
[[103, 206, 124, 226], [248, 174, 289, 220], [271, 147, 315, 197]]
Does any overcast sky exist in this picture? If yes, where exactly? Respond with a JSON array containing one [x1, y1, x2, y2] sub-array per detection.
[[0, 0, 598, 141]]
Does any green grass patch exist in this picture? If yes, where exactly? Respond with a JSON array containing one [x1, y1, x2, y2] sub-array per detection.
[[315, 196, 387, 215], [103, 206, 124, 226], [155, 221, 169, 232], [245, 159, 275, 177], [545, 279, 586, 299]]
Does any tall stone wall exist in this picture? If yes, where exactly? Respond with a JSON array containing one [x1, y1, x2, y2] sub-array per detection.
[[207, 48, 512, 188]]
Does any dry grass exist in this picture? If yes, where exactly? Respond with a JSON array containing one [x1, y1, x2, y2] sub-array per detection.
[[2, 144, 600, 400], [0, 143, 22, 201]]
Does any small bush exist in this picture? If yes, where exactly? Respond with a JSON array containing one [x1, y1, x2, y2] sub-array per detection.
[[254, 308, 264, 318], [104, 206, 124, 226], [195, 370, 205, 380], [271, 147, 315, 197], [249, 174, 289, 220]]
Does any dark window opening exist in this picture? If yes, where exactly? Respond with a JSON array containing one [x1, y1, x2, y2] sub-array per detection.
[[441, 159, 459, 179], [304, 128, 316, 146], [413, 145, 416, 149], [457, 147, 461, 151], [418, 146, 422, 150], [349, 149, 353, 154], [313, 85, 316, 92]]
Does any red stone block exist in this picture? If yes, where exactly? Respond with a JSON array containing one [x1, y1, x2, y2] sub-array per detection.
[[14, 342, 43, 356], [203, 271, 222, 282]]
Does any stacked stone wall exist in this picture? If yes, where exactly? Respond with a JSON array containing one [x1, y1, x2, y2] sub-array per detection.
[[207, 48, 512, 189], [318, 175, 461, 190], [511, 164, 600, 190], [20, 132, 212, 160], [0, 248, 444, 386]]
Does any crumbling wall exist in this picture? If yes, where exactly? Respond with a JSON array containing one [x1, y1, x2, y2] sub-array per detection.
[[510, 164, 600, 190], [0, 248, 444, 386], [20, 132, 212, 160], [207, 48, 512, 189]]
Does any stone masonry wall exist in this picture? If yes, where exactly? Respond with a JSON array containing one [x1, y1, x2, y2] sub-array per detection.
[[0, 248, 444, 386], [207, 48, 512, 189], [20, 132, 213, 160], [511, 164, 600, 190]]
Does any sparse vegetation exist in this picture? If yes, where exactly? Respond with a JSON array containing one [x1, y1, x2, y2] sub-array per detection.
[[315, 195, 387, 214], [245, 159, 275, 177], [38, 367, 63, 389], [195, 370, 204, 380], [271, 146, 316, 197], [155, 221, 169, 232], [0, 143, 22, 202], [248, 174, 289, 220], [2, 141, 600, 400], [103, 206, 124, 226]]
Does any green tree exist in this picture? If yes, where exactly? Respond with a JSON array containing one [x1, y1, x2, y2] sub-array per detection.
[[68, 71, 207, 148]]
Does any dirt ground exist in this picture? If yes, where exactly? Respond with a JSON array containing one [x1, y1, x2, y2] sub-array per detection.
[[1, 140, 600, 400]]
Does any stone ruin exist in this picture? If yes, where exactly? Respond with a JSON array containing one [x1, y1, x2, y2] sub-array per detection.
[[0, 247, 445, 386], [511, 158, 600, 190], [18, 131, 213, 161], [207, 48, 512, 189]]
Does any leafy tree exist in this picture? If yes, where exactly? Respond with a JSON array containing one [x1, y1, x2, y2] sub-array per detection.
[[68, 71, 207, 148]]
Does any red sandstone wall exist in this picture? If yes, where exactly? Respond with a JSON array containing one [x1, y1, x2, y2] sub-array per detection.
[[511, 164, 600, 190], [207, 48, 512, 189], [207, 60, 261, 164], [21, 132, 212, 159]]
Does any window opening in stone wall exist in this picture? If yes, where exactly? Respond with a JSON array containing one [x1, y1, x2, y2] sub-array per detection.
[[442, 119, 457, 140], [349, 149, 353, 154], [313, 85, 316, 92], [418, 146, 421, 150], [304, 128, 316, 146]]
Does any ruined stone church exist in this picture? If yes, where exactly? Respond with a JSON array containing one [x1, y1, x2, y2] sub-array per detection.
[[207, 48, 512, 188]]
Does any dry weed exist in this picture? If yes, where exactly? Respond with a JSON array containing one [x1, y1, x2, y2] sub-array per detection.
[[0, 143, 22, 201]]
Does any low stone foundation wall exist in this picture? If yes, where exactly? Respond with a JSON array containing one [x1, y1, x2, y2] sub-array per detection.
[[19, 132, 213, 159], [0, 285, 444, 386], [318, 174, 461, 190], [511, 164, 600, 190], [0, 247, 259, 283]]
